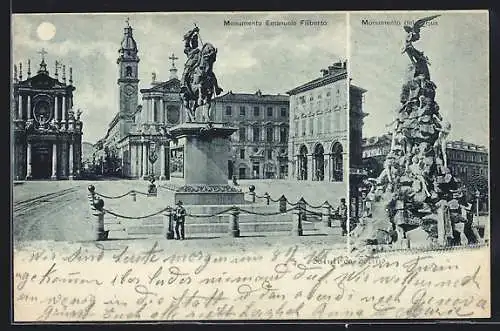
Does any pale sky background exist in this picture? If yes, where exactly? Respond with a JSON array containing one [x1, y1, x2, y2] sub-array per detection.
[[350, 11, 489, 147], [12, 12, 347, 144]]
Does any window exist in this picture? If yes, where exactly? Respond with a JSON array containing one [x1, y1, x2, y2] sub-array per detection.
[[153, 100, 158, 122], [253, 127, 260, 142], [267, 149, 273, 159], [267, 107, 273, 117], [280, 127, 288, 143], [126, 66, 132, 77], [240, 106, 246, 116], [239, 127, 246, 142], [240, 149, 245, 159], [254, 106, 260, 117], [266, 127, 274, 142], [280, 107, 287, 117], [225, 106, 232, 116]]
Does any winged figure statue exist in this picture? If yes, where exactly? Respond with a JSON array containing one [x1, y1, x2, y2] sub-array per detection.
[[403, 14, 441, 45]]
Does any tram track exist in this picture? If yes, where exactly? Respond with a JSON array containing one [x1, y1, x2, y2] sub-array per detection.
[[13, 186, 80, 215]]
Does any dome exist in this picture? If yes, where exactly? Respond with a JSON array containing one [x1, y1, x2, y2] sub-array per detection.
[[121, 26, 137, 50]]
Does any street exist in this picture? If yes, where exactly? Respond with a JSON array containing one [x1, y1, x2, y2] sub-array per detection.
[[12, 179, 348, 246]]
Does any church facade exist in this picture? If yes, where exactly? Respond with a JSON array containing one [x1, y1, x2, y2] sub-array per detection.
[[98, 19, 184, 179], [12, 53, 83, 180]]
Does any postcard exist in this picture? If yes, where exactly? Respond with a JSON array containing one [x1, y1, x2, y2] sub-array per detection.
[[11, 10, 490, 322]]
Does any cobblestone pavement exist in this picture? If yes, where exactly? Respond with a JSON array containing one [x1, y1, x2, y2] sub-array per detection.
[[12, 179, 348, 246]]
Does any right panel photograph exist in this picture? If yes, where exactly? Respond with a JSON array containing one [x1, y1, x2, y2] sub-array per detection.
[[348, 11, 489, 250]]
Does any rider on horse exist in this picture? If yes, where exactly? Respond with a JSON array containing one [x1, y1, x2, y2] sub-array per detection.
[[181, 26, 223, 100]]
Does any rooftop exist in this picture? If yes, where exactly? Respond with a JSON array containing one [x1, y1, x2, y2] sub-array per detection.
[[213, 90, 289, 104], [287, 60, 348, 95]]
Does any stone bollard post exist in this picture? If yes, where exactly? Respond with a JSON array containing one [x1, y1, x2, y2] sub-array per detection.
[[164, 207, 175, 240], [249, 185, 256, 203], [278, 195, 287, 213], [298, 197, 307, 222], [264, 192, 270, 205], [88, 184, 96, 206], [293, 210, 303, 236], [322, 201, 332, 227], [131, 191, 137, 202], [230, 207, 240, 237], [92, 198, 108, 241]]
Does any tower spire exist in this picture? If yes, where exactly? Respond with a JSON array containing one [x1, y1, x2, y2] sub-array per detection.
[[27, 59, 31, 78], [19, 62, 23, 80], [62, 65, 66, 83], [169, 52, 179, 79], [69, 67, 73, 85]]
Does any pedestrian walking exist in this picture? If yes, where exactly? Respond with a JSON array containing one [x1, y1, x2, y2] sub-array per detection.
[[174, 200, 186, 240]]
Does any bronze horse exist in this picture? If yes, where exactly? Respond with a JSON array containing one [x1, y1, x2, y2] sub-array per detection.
[[181, 42, 219, 122]]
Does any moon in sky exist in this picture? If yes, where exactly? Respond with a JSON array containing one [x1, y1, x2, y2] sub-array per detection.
[[36, 22, 56, 41]]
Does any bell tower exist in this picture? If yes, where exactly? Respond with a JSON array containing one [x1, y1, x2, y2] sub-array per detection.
[[117, 17, 140, 135]]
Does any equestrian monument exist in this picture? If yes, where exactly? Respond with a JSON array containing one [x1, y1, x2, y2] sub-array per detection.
[[167, 25, 244, 205]]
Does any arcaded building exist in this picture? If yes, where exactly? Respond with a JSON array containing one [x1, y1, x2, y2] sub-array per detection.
[[287, 61, 353, 182]]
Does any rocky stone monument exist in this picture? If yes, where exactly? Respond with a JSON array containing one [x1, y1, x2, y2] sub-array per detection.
[[352, 15, 482, 249], [167, 25, 244, 205]]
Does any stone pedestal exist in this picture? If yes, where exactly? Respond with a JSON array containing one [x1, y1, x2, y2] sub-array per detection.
[[168, 122, 245, 205]]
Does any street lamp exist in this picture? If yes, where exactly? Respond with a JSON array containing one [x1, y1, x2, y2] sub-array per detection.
[[147, 141, 159, 196]]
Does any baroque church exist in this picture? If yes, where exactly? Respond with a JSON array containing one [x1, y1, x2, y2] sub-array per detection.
[[12, 51, 83, 180], [98, 19, 184, 179]]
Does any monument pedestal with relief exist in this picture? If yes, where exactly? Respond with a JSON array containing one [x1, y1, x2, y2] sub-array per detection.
[[168, 122, 245, 205]]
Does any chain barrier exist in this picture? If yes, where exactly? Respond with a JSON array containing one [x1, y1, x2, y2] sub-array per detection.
[[251, 191, 339, 210], [102, 206, 171, 220], [94, 189, 150, 199], [99, 203, 332, 221], [238, 206, 300, 216], [95, 190, 134, 199], [186, 207, 236, 218]]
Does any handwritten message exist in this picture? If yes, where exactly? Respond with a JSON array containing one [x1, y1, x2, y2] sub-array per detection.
[[13, 241, 490, 321]]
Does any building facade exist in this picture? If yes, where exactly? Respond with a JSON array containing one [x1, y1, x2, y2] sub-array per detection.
[[12, 54, 83, 180], [287, 61, 352, 182], [212, 90, 290, 179]]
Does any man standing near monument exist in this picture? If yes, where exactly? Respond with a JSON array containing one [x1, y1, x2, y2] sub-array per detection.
[[338, 198, 348, 236], [174, 200, 186, 240]]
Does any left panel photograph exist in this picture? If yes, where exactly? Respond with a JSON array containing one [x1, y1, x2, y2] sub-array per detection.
[[12, 12, 351, 322]]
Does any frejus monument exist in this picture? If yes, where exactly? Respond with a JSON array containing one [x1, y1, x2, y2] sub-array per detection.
[[166, 25, 244, 205], [351, 15, 483, 249]]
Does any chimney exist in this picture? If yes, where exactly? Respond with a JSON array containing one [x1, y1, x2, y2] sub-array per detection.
[[320, 69, 329, 77]]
